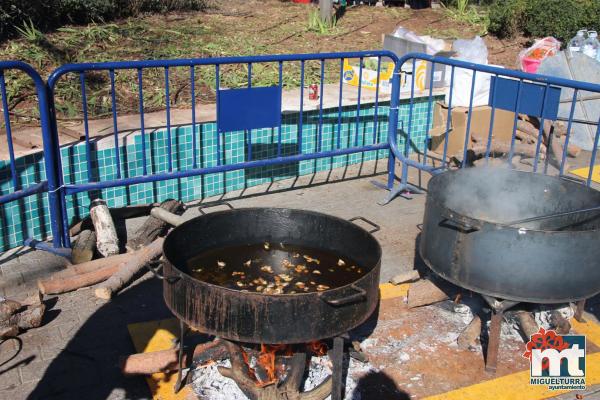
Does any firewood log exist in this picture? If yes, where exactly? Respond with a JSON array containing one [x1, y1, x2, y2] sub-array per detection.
[[457, 315, 481, 349], [516, 311, 539, 341], [90, 199, 120, 257], [0, 304, 45, 338], [69, 204, 157, 237], [517, 120, 541, 139], [543, 120, 568, 170], [10, 304, 45, 329], [55, 253, 130, 278], [121, 339, 227, 375], [0, 325, 18, 338], [127, 199, 184, 251], [389, 270, 420, 285], [467, 142, 546, 160], [549, 311, 571, 335], [407, 279, 449, 308], [0, 299, 22, 321], [71, 229, 97, 264], [21, 291, 43, 307], [94, 238, 164, 300], [38, 263, 123, 295], [515, 129, 536, 144]]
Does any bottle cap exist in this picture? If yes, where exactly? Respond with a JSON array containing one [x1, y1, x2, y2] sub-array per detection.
[[577, 30, 586, 36], [589, 31, 598, 37]]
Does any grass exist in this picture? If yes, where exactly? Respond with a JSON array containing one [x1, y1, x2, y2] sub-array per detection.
[[1, 8, 351, 121], [443, 0, 490, 36], [307, 8, 338, 35], [0, 0, 487, 125]]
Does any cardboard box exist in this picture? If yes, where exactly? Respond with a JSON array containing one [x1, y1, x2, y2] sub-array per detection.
[[428, 102, 517, 156], [342, 57, 395, 93], [382, 34, 452, 90]]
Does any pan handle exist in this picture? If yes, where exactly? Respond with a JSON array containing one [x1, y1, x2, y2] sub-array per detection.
[[319, 284, 367, 306], [198, 202, 234, 215], [441, 213, 480, 233], [348, 216, 380, 233], [560, 175, 586, 185], [146, 260, 181, 284]]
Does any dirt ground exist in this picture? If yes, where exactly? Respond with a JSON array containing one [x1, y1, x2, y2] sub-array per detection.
[[0, 0, 527, 123]]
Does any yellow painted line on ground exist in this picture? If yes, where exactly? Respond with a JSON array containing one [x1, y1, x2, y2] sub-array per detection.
[[424, 352, 600, 400], [424, 316, 600, 400], [128, 318, 192, 400], [129, 290, 600, 400], [571, 165, 600, 184], [572, 318, 600, 348], [379, 282, 409, 300]]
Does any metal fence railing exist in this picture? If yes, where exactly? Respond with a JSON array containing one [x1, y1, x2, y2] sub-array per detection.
[[382, 53, 600, 203], [46, 51, 400, 247], [0, 61, 63, 248], [0, 52, 599, 250]]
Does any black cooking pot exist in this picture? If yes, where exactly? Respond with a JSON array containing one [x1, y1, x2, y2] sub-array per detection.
[[161, 208, 381, 344], [420, 167, 600, 303]]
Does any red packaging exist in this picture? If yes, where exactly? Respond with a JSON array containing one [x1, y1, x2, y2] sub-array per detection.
[[309, 84, 319, 100]]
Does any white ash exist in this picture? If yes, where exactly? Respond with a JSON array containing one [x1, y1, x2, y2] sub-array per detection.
[[453, 303, 474, 325], [191, 353, 379, 400], [359, 338, 378, 351], [498, 304, 575, 341], [303, 355, 380, 400], [534, 304, 574, 330], [192, 360, 248, 400]]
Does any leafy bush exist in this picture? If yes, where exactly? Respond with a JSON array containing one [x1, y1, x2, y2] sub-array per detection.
[[489, 0, 600, 44], [0, 0, 208, 42], [522, 0, 598, 44], [488, 0, 528, 39]]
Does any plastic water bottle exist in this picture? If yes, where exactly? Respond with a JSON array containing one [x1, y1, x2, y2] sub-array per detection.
[[568, 30, 586, 56], [582, 31, 599, 59]]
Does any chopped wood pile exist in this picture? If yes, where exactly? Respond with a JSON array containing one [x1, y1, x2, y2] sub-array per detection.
[[454, 117, 581, 167], [37, 198, 185, 299], [0, 293, 45, 338]]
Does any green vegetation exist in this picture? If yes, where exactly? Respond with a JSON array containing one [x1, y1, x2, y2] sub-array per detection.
[[442, 0, 490, 36], [489, 0, 600, 44], [0, 0, 208, 41], [307, 8, 338, 35], [0, 7, 348, 121]]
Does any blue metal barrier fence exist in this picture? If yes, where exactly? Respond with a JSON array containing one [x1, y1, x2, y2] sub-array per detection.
[[46, 51, 402, 247], [382, 53, 600, 203], [1, 51, 599, 250], [0, 61, 63, 248]]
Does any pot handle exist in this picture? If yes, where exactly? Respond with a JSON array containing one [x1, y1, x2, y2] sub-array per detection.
[[146, 260, 181, 284], [198, 202, 234, 215], [560, 175, 586, 185], [441, 213, 480, 233], [348, 216, 380, 233], [319, 284, 367, 306]]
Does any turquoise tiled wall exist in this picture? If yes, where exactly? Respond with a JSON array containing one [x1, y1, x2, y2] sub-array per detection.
[[0, 96, 440, 250]]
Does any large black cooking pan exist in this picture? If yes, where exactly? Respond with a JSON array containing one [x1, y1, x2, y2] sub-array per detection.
[[160, 208, 381, 344], [420, 167, 600, 303]]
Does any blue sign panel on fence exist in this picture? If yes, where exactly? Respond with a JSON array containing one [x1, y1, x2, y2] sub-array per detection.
[[217, 86, 282, 132], [489, 76, 561, 120]]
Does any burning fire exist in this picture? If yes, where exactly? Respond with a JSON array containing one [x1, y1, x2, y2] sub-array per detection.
[[240, 341, 328, 387], [308, 340, 328, 356]]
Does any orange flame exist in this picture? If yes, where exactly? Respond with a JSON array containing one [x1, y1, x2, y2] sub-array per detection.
[[308, 341, 328, 356], [241, 344, 294, 387]]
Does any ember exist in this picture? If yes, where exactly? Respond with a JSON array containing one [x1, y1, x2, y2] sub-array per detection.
[[240, 344, 295, 387], [308, 341, 328, 356]]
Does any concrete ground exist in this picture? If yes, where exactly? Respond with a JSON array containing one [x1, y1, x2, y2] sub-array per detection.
[[1, 159, 599, 399]]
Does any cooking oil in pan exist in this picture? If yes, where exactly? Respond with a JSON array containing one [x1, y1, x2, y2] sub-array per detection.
[[186, 242, 366, 294]]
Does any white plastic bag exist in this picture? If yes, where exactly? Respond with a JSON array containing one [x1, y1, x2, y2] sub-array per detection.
[[391, 26, 446, 55], [445, 36, 491, 107]]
